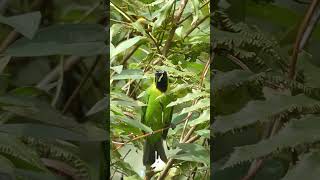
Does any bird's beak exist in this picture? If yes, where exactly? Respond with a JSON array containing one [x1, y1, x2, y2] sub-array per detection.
[[158, 74, 163, 82]]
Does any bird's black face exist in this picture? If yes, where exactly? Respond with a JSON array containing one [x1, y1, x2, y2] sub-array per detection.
[[155, 70, 168, 92]]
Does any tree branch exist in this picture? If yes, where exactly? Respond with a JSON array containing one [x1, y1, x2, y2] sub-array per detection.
[[162, 0, 189, 57]]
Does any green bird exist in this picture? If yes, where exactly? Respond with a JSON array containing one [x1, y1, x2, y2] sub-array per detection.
[[141, 70, 174, 168]]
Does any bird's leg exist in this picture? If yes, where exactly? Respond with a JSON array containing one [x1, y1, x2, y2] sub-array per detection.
[[170, 122, 176, 129], [144, 165, 155, 180]]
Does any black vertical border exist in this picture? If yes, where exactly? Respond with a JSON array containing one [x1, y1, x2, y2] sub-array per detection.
[[103, 0, 110, 179]]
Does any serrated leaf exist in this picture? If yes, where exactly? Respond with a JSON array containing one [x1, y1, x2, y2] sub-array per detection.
[[213, 70, 256, 91], [5, 24, 107, 56], [189, 109, 210, 126], [281, 151, 320, 180], [169, 143, 209, 165], [0, 133, 46, 171], [213, 94, 318, 133], [167, 90, 207, 107], [0, 123, 108, 141], [0, 12, 41, 39], [224, 115, 320, 168]]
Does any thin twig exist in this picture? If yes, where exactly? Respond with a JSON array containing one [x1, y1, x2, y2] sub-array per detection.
[[51, 56, 64, 107], [226, 54, 252, 72], [62, 56, 100, 114], [37, 56, 81, 89], [183, 14, 210, 39], [162, 0, 189, 57], [178, 1, 210, 25], [288, 0, 320, 79], [0, 31, 19, 54], [121, 44, 141, 65]]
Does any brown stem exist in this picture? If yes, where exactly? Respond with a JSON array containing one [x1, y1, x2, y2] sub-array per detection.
[[183, 14, 210, 39], [62, 56, 100, 114], [178, 1, 210, 25], [226, 54, 252, 72], [37, 56, 81, 89], [288, 0, 320, 80], [0, 31, 19, 54], [41, 158, 81, 180], [162, 0, 189, 57]]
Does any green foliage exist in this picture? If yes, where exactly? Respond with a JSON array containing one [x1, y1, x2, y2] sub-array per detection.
[[212, 0, 320, 179], [110, 0, 210, 179], [0, 0, 107, 179]]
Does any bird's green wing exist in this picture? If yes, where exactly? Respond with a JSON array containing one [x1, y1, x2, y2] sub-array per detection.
[[162, 94, 174, 139], [141, 90, 150, 126]]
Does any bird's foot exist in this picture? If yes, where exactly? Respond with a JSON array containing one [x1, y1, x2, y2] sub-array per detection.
[[170, 123, 176, 129]]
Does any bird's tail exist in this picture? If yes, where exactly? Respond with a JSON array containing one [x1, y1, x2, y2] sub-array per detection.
[[143, 138, 167, 166]]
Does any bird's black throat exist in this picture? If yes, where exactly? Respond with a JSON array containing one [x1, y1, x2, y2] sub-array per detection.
[[155, 70, 168, 92]]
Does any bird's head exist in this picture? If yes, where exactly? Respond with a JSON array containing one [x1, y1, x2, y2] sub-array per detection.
[[155, 70, 168, 92]]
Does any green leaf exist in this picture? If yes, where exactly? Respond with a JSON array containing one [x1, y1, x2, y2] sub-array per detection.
[[195, 129, 210, 138], [112, 69, 145, 80], [224, 115, 320, 168], [213, 94, 318, 133], [111, 36, 145, 59], [189, 109, 210, 126], [0, 56, 11, 73], [167, 90, 207, 107], [179, 98, 209, 115], [86, 97, 108, 116], [5, 24, 107, 56], [111, 65, 123, 74], [131, 20, 147, 35], [281, 151, 320, 180], [0, 123, 108, 141], [0, 133, 47, 171], [213, 70, 256, 91], [153, 0, 174, 29], [0, 12, 41, 39], [15, 168, 66, 180], [0, 95, 79, 128], [114, 115, 152, 133], [0, 155, 14, 179], [169, 143, 209, 165], [190, 0, 200, 24]]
